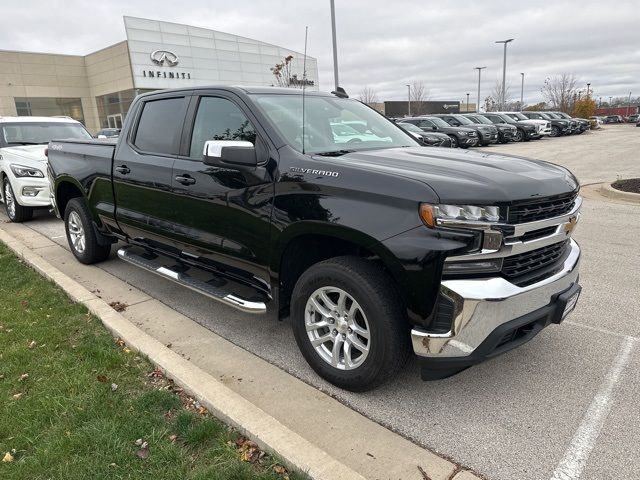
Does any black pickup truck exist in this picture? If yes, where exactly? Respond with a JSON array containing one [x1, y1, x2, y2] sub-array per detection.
[[47, 86, 582, 391]]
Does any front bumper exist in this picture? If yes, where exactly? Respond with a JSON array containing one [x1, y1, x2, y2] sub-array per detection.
[[412, 238, 581, 376], [5, 174, 51, 208]]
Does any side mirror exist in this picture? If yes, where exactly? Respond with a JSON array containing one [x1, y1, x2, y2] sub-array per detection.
[[431, 126, 437, 131], [203, 140, 257, 168]]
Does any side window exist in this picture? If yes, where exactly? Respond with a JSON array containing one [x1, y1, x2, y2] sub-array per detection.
[[419, 120, 433, 128], [133, 97, 187, 155], [189, 97, 257, 159]]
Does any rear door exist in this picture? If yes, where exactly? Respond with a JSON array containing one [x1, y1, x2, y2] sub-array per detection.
[[113, 92, 190, 248], [167, 92, 275, 292]]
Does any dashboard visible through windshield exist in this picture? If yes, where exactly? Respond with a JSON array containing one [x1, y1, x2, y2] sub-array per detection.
[[1, 122, 92, 147]]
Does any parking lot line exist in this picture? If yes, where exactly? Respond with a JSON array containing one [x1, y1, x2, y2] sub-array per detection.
[[564, 320, 639, 341], [549, 336, 635, 480]]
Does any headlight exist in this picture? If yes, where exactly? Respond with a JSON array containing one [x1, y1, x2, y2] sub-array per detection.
[[10, 164, 44, 178], [419, 204, 500, 227]]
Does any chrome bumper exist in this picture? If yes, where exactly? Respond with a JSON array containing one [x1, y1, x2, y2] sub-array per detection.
[[411, 238, 580, 358]]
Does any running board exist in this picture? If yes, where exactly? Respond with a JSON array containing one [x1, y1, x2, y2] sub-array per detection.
[[117, 247, 267, 314]]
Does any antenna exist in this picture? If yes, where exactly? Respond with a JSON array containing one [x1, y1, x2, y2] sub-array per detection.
[[302, 26, 308, 155]]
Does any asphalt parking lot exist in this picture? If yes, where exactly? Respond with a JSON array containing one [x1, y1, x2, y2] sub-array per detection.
[[2, 124, 639, 480]]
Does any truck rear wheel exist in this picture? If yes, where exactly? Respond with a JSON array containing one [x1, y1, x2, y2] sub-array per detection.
[[291, 256, 410, 391], [64, 198, 111, 264], [3, 177, 33, 223]]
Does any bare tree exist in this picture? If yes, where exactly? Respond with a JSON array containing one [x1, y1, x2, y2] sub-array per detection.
[[541, 73, 577, 112], [358, 86, 379, 104], [410, 80, 430, 115], [491, 81, 512, 110], [270, 55, 304, 89]]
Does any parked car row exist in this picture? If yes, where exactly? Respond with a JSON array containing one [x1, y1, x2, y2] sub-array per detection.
[[392, 109, 591, 149]]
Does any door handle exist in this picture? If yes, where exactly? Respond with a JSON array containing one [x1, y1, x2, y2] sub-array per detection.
[[115, 165, 130, 175], [175, 175, 196, 186]]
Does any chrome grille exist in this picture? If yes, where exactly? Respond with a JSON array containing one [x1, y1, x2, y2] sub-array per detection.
[[508, 192, 577, 224]]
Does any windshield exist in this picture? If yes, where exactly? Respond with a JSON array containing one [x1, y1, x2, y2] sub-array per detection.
[[1, 122, 92, 145], [252, 94, 418, 154], [556, 112, 572, 119], [425, 117, 451, 128], [467, 115, 493, 125], [398, 122, 423, 133], [494, 114, 517, 124], [451, 115, 474, 125], [508, 112, 528, 120]]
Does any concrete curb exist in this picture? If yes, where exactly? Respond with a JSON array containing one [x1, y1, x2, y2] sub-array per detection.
[[598, 182, 640, 204], [0, 227, 366, 480]]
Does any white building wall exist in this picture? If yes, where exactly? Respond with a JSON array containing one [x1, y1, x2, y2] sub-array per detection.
[[124, 16, 319, 91]]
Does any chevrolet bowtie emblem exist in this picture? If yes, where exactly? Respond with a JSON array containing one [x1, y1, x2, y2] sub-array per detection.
[[564, 216, 578, 235]]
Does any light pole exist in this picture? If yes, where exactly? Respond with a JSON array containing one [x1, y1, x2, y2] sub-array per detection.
[[598, 96, 602, 108], [329, 0, 339, 90], [474, 67, 486, 113], [627, 91, 632, 117], [609, 96, 613, 106], [520, 72, 525, 110], [586, 83, 591, 97], [407, 84, 411, 116], [495, 39, 514, 109], [466, 93, 470, 112]]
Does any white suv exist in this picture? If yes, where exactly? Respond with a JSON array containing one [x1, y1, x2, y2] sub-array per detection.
[[0, 116, 92, 222]]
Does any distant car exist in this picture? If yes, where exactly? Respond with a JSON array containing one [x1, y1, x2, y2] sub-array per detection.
[[397, 122, 453, 147], [588, 117, 603, 129], [432, 114, 499, 146], [481, 112, 539, 142], [547, 112, 589, 134], [522, 112, 571, 137], [402, 116, 479, 148], [499, 111, 551, 138], [604, 115, 624, 124], [463, 114, 517, 143], [96, 128, 120, 138], [628, 113, 640, 123]]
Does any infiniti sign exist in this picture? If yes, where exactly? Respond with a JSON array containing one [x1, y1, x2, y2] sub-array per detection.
[[150, 50, 179, 67]]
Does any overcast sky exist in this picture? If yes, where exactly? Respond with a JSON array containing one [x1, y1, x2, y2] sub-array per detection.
[[2, 0, 639, 104]]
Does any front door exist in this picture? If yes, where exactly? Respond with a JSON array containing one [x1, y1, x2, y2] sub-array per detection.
[[112, 93, 190, 249], [169, 94, 275, 292]]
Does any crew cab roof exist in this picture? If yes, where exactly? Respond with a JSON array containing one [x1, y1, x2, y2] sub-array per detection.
[[135, 85, 336, 99]]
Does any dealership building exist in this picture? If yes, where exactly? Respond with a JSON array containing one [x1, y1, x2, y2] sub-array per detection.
[[0, 16, 319, 133]]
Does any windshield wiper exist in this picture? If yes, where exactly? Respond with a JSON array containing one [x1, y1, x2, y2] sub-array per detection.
[[313, 149, 355, 157], [6, 141, 45, 145]]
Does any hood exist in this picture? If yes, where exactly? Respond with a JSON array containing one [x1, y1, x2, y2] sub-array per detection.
[[334, 147, 579, 204], [517, 118, 547, 126], [0, 145, 48, 163], [435, 125, 476, 134]]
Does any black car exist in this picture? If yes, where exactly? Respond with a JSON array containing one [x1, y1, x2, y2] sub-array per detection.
[[463, 114, 516, 143], [433, 114, 499, 146], [397, 122, 453, 147], [481, 112, 538, 142], [604, 115, 624, 124], [402, 116, 479, 148], [522, 112, 571, 137], [547, 112, 589, 134]]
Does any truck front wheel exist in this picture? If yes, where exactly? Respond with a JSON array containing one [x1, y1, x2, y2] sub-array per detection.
[[291, 256, 410, 391], [64, 198, 111, 264]]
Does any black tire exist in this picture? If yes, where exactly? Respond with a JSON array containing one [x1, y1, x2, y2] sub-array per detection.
[[514, 129, 525, 142], [2, 176, 33, 223], [550, 126, 560, 137], [291, 256, 411, 391], [64, 198, 111, 264], [448, 135, 459, 148]]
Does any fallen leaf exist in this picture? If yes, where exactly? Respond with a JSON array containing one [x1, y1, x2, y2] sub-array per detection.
[[148, 367, 164, 379], [96, 375, 108, 383], [135, 447, 150, 459], [28, 340, 37, 349], [111, 383, 118, 392], [20, 300, 29, 308], [115, 338, 125, 347], [19, 373, 29, 381], [0, 374, 4, 380], [12, 393, 23, 400], [109, 301, 128, 312], [122, 347, 131, 354], [108, 463, 117, 468], [134, 438, 143, 446], [169, 434, 177, 443], [274, 464, 288, 474], [2, 452, 13, 462]]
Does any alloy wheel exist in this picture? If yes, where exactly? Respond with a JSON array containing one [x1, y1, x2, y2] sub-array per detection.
[[4, 180, 15, 219], [304, 286, 371, 371], [67, 211, 86, 254]]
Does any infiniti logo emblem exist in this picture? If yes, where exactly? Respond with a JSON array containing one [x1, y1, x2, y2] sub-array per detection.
[[150, 50, 179, 67]]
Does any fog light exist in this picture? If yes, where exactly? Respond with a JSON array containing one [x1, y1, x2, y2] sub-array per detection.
[[443, 258, 503, 275], [22, 187, 43, 197]]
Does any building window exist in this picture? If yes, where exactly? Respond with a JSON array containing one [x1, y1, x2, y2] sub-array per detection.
[[14, 97, 85, 124], [95, 89, 153, 129]]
